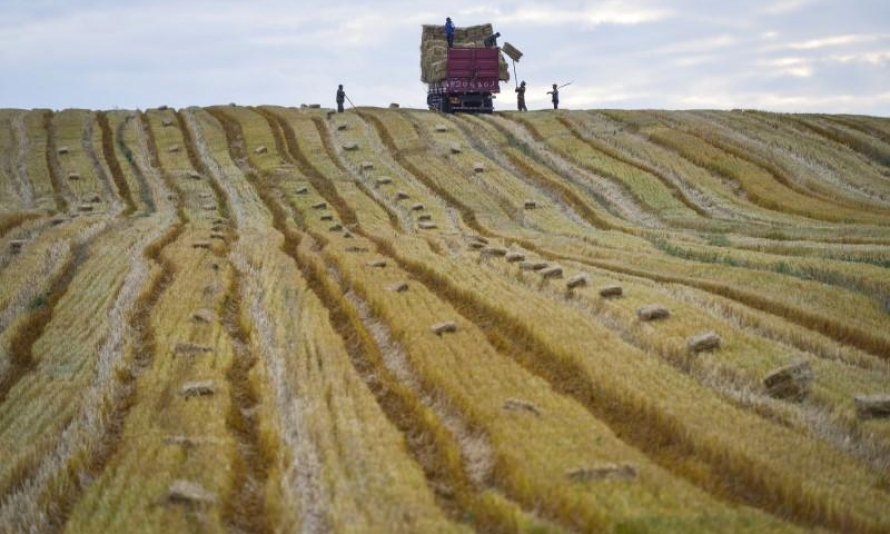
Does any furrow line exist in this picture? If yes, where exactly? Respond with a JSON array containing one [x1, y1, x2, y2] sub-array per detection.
[[11, 111, 35, 209], [96, 112, 137, 217], [42, 110, 72, 212], [82, 112, 124, 216]]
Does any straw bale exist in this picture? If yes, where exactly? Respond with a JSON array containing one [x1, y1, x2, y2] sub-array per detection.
[[481, 246, 507, 257], [566, 273, 588, 289], [254, 145, 268, 154], [418, 214, 432, 221], [420, 23, 510, 83], [854, 395, 890, 419], [502, 42, 523, 62], [389, 103, 400, 108], [637, 304, 669, 321], [367, 259, 387, 268], [308, 104, 321, 108], [389, 282, 409, 292], [343, 231, 353, 238], [167, 480, 217, 505], [346, 245, 369, 253], [175, 342, 213, 355], [764, 361, 813, 401], [10, 240, 26, 253], [599, 285, 623, 298], [435, 124, 448, 132], [192, 242, 211, 249], [337, 123, 348, 131], [320, 214, 334, 221], [419, 222, 438, 230], [567, 464, 637, 482], [181, 380, 215, 398], [450, 143, 462, 154], [191, 310, 216, 324], [687, 331, 722, 352], [503, 398, 541, 416], [411, 203, 425, 211], [202, 204, 217, 211], [468, 241, 486, 249], [168, 145, 180, 153], [51, 217, 67, 226], [376, 176, 392, 185], [524, 200, 536, 210], [343, 142, 359, 151], [540, 265, 564, 279], [162, 118, 174, 127], [360, 161, 374, 171], [58, 146, 69, 155], [329, 224, 343, 232], [312, 201, 327, 210], [474, 163, 485, 173], [158, 105, 169, 111], [77, 204, 94, 212], [505, 251, 525, 263], [210, 233, 226, 241], [520, 261, 548, 271], [295, 186, 308, 195], [83, 194, 102, 203], [326, 110, 335, 120], [68, 172, 81, 181], [396, 191, 410, 200], [187, 171, 202, 180], [431, 321, 458, 335]]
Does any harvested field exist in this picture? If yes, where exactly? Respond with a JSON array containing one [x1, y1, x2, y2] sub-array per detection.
[[0, 106, 889, 534]]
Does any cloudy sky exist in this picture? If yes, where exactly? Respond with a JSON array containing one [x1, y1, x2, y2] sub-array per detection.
[[1, 0, 888, 115]]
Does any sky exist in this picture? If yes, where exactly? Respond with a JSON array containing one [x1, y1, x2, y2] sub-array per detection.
[[1, 0, 888, 115]]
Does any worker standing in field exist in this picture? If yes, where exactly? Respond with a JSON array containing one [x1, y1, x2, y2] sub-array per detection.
[[547, 83, 559, 110], [445, 17, 455, 48], [336, 84, 346, 113], [516, 81, 528, 112]]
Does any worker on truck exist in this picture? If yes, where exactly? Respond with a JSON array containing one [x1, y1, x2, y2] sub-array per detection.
[[516, 81, 528, 112], [336, 84, 346, 113], [445, 17, 455, 48], [547, 83, 559, 110]]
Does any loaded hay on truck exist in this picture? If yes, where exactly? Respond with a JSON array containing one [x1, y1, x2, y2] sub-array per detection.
[[421, 23, 511, 113]]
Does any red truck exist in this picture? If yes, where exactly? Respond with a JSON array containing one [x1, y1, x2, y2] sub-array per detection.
[[426, 47, 501, 113]]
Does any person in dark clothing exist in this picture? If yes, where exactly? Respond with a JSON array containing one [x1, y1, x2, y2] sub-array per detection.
[[547, 83, 559, 109], [515, 81, 528, 112], [336, 84, 346, 113], [445, 17, 455, 48]]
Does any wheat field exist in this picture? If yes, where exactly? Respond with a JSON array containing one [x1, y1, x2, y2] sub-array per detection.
[[0, 106, 888, 533]]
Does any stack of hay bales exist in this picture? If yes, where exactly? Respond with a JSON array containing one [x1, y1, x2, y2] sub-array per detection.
[[420, 23, 510, 83]]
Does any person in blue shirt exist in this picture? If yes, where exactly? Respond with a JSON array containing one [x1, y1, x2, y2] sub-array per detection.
[[547, 83, 560, 109], [445, 17, 455, 48]]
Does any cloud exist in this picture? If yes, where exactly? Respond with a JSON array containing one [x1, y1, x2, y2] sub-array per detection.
[[788, 33, 887, 50], [496, 1, 673, 27]]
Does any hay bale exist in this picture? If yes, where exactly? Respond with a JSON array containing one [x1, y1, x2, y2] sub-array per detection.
[[481, 246, 507, 257], [435, 124, 448, 132], [77, 204, 94, 212], [520, 261, 548, 271], [523, 200, 537, 210], [502, 42, 523, 62], [295, 186, 308, 195], [567, 273, 588, 289], [396, 191, 410, 200], [419, 222, 438, 230], [637, 304, 670, 321], [198, 192, 213, 199], [418, 214, 432, 221], [337, 123, 348, 131], [312, 201, 327, 210], [567, 464, 637, 482], [320, 214, 334, 221], [389, 103, 400, 108], [167, 480, 217, 505], [367, 259, 387, 268], [58, 146, 69, 155], [181, 380, 215, 398], [376, 176, 392, 185], [174, 342, 212, 355], [343, 231, 353, 238], [343, 142, 359, 151], [326, 110, 335, 120], [254, 145, 268, 154], [82, 194, 101, 204], [158, 105, 169, 111], [599, 285, 623, 298], [192, 241, 211, 249], [68, 172, 81, 181], [329, 224, 343, 232], [191, 310, 216, 324], [411, 203, 425, 211], [187, 171, 202, 180], [9, 239, 26, 253], [51, 217, 67, 226], [854, 395, 890, 419], [431, 321, 458, 335], [473, 163, 485, 173], [687, 331, 722, 353], [505, 251, 525, 263], [308, 104, 321, 109], [202, 204, 217, 211], [468, 241, 486, 249], [450, 143, 462, 154], [503, 398, 541, 416], [359, 161, 374, 172], [210, 233, 226, 241], [540, 265, 564, 279], [764, 361, 813, 401], [389, 282, 409, 293], [168, 145, 180, 153], [162, 118, 174, 127], [346, 245, 370, 253]]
